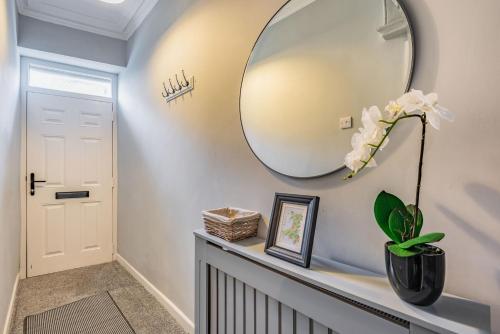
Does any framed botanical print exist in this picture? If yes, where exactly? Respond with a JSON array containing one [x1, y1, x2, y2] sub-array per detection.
[[264, 193, 320, 268]]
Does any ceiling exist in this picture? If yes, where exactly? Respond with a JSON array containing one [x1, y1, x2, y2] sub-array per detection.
[[16, 0, 159, 40]]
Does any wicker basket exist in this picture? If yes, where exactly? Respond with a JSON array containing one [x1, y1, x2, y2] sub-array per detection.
[[202, 207, 261, 242]]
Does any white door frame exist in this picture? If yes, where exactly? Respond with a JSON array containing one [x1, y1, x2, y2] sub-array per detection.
[[20, 57, 118, 279]]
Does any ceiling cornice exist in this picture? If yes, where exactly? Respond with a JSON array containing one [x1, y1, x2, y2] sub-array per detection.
[[16, 0, 158, 41]]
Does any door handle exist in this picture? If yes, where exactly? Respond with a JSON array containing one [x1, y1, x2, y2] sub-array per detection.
[[30, 173, 46, 196]]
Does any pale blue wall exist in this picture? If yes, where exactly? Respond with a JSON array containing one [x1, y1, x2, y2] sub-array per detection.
[[0, 0, 20, 330], [115, 0, 500, 330], [18, 15, 127, 67]]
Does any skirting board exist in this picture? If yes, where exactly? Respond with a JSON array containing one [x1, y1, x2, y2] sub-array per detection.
[[115, 254, 194, 334], [2, 274, 19, 334]]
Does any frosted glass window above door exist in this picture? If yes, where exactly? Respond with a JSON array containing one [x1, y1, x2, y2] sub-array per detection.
[[28, 66, 112, 98]]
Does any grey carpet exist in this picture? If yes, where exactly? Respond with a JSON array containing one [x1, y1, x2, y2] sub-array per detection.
[[10, 262, 186, 334], [25, 292, 135, 334]]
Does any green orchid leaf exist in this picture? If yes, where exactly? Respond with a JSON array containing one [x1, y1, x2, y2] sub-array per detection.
[[406, 205, 423, 237], [388, 244, 424, 257], [374, 191, 405, 242], [397, 232, 445, 249], [388, 207, 413, 243]]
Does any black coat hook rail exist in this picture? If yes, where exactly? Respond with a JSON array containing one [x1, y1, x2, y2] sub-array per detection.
[[161, 70, 194, 102]]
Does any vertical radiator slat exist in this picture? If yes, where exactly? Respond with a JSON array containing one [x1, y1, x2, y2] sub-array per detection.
[[227, 275, 235, 334], [210, 266, 218, 334], [312, 321, 329, 334], [256, 290, 267, 334], [245, 285, 255, 334], [235, 279, 245, 334], [296, 313, 310, 334], [281, 305, 294, 334], [268, 297, 280, 334], [207, 267, 338, 334], [218, 270, 226, 334]]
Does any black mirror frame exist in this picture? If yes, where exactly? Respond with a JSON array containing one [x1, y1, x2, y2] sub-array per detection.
[[238, 0, 415, 179]]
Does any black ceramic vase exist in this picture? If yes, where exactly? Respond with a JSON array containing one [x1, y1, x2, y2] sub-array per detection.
[[385, 242, 445, 306]]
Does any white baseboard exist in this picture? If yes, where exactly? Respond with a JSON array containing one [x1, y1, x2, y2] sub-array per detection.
[[115, 254, 194, 334], [2, 274, 19, 334]]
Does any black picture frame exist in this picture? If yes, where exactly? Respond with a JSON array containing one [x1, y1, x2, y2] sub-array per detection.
[[264, 193, 320, 268]]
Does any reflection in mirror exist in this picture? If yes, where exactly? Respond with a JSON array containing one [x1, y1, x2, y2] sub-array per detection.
[[240, 0, 413, 178]]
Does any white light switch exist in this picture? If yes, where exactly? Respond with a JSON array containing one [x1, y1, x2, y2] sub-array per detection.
[[340, 116, 353, 129]]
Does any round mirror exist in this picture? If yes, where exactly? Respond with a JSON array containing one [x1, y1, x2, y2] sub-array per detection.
[[240, 0, 414, 178]]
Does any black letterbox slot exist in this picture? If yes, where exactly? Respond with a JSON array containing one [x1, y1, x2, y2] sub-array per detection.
[[55, 191, 90, 200]]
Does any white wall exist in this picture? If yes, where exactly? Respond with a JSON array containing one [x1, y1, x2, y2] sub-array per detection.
[[17, 15, 127, 67], [118, 0, 500, 331], [0, 0, 20, 330]]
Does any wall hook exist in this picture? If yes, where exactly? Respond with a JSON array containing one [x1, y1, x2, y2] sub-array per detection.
[[169, 79, 177, 92], [162, 82, 171, 98], [161, 70, 195, 103], [175, 74, 183, 90], [181, 70, 190, 87]]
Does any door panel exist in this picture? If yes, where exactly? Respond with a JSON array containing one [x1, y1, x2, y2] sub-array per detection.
[[43, 204, 65, 256], [27, 92, 113, 277], [43, 136, 65, 186], [81, 202, 100, 250], [82, 139, 101, 185]]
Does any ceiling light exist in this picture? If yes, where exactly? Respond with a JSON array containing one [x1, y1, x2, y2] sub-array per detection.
[[100, 0, 126, 4]]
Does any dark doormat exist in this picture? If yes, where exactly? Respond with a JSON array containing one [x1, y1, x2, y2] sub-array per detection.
[[24, 292, 135, 334]]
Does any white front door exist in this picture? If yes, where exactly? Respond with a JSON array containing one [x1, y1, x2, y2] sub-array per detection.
[[27, 92, 114, 277]]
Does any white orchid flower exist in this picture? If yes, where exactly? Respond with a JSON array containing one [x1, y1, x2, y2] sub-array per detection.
[[384, 101, 404, 121], [344, 90, 453, 178], [346, 133, 377, 171], [360, 107, 389, 149], [360, 126, 388, 149], [397, 90, 455, 129], [345, 144, 376, 172], [344, 127, 382, 173], [419, 92, 455, 129], [350, 132, 365, 150], [362, 106, 388, 129]]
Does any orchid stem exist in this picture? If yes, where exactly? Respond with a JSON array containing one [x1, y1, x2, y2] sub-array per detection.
[[412, 113, 427, 239], [345, 113, 427, 239]]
